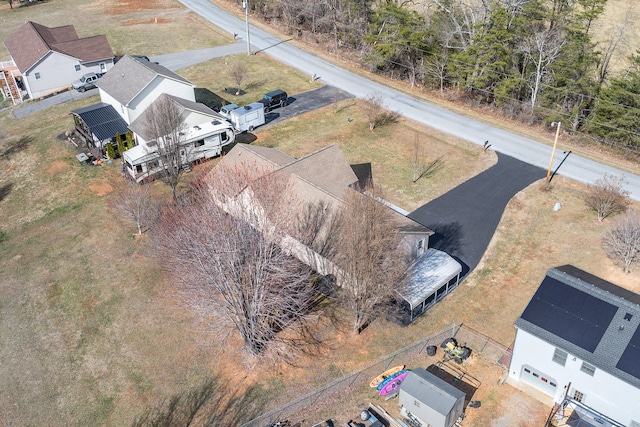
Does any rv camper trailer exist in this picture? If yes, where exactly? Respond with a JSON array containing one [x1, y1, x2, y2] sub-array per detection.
[[229, 102, 266, 132], [123, 119, 234, 183]]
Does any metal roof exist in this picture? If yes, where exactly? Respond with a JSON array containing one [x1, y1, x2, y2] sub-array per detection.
[[70, 103, 129, 141], [400, 368, 465, 415], [516, 266, 640, 389], [397, 248, 462, 308]]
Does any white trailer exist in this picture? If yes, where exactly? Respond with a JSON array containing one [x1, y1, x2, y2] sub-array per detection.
[[123, 119, 235, 183], [229, 102, 265, 132]]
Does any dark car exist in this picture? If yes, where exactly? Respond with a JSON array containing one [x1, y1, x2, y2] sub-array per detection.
[[258, 89, 288, 112]]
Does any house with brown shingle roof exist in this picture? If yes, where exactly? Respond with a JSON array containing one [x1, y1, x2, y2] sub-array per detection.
[[2, 21, 114, 101]]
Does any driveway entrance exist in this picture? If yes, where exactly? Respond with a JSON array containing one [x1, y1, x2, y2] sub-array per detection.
[[409, 152, 544, 276]]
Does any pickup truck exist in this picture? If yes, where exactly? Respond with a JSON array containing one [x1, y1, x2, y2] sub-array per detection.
[[72, 72, 104, 92]]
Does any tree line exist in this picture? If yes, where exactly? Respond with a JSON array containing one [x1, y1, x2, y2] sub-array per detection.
[[239, 0, 640, 152]]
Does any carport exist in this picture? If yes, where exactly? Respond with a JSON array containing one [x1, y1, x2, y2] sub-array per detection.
[[396, 248, 462, 323], [70, 102, 129, 153]]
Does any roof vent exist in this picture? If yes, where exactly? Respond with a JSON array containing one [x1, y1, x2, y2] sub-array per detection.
[[624, 313, 633, 321]]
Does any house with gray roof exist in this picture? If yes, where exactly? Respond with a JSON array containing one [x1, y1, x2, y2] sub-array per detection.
[[508, 266, 640, 427], [96, 55, 195, 125], [216, 144, 460, 320], [398, 368, 465, 427], [3, 21, 114, 101]]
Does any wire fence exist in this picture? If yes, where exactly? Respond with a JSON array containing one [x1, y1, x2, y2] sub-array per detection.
[[240, 323, 511, 427]]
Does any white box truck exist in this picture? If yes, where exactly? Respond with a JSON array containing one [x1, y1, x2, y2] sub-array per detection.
[[229, 103, 265, 132]]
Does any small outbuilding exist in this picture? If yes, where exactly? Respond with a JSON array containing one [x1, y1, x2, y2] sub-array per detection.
[[396, 248, 462, 323], [399, 368, 465, 427]]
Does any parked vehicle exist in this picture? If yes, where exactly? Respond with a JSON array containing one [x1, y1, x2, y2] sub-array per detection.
[[72, 72, 104, 92], [257, 89, 288, 112], [123, 119, 235, 183], [219, 103, 240, 119], [228, 103, 266, 132]]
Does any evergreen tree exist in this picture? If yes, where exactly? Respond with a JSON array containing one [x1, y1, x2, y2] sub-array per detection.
[[106, 141, 116, 160], [365, 2, 433, 87], [125, 132, 135, 150], [116, 134, 125, 158], [449, 4, 517, 103], [586, 52, 640, 149]]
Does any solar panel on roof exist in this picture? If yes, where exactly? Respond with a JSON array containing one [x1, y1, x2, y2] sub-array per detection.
[[521, 276, 617, 353], [617, 325, 640, 380]]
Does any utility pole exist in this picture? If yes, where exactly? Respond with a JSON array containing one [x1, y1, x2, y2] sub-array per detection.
[[546, 121, 561, 183], [243, 0, 251, 56]]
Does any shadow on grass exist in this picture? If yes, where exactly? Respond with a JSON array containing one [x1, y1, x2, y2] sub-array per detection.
[[0, 183, 14, 202], [195, 88, 227, 111], [0, 136, 33, 160], [245, 79, 268, 91], [131, 376, 268, 427]]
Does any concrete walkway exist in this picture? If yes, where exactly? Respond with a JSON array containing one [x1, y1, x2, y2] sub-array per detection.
[[409, 153, 545, 276]]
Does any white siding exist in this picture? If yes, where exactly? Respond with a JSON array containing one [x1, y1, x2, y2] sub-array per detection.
[[509, 329, 640, 426], [24, 52, 114, 99], [98, 89, 131, 124], [127, 77, 195, 124]]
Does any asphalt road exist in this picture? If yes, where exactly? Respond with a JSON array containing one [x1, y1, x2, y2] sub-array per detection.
[[179, 0, 640, 202], [409, 153, 545, 276]]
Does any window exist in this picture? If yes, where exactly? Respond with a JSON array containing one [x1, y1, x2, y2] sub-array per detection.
[[580, 362, 596, 376], [35, 72, 41, 79], [75, 65, 81, 72], [195, 139, 205, 147], [221, 132, 228, 142], [552, 348, 568, 366], [573, 390, 584, 403], [413, 400, 420, 408], [135, 164, 143, 174]]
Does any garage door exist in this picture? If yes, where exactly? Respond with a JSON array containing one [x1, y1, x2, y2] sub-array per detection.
[[520, 365, 558, 396]]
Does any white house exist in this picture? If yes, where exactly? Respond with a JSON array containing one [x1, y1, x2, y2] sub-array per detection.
[[96, 55, 195, 125], [508, 265, 640, 427], [123, 94, 234, 182], [3, 21, 114, 101]]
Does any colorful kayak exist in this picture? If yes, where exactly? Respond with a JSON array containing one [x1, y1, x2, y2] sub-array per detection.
[[376, 369, 409, 391], [369, 365, 405, 388], [379, 371, 409, 396]]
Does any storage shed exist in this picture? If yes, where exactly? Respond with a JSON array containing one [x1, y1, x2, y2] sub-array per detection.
[[396, 248, 462, 323], [399, 368, 465, 427]]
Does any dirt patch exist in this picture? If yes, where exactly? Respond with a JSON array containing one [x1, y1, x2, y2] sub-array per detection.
[[46, 161, 69, 175], [88, 181, 113, 196], [101, 0, 178, 15], [124, 17, 172, 26]]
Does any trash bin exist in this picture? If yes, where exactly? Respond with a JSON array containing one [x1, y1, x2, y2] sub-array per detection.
[[426, 345, 437, 356]]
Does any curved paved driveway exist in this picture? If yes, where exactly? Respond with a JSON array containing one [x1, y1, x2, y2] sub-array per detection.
[[180, 0, 640, 202], [409, 153, 544, 276]]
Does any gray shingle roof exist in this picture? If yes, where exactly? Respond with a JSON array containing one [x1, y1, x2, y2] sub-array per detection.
[[515, 266, 640, 389], [401, 368, 465, 415], [96, 55, 194, 106]]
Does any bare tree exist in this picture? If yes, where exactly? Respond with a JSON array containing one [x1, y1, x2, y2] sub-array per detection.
[[602, 210, 640, 273], [110, 179, 158, 235], [229, 63, 248, 95], [584, 174, 630, 221], [150, 165, 320, 363], [359, 93, 395, 131], [144, 95, 188, 200], [331, 185, 408, 334]]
